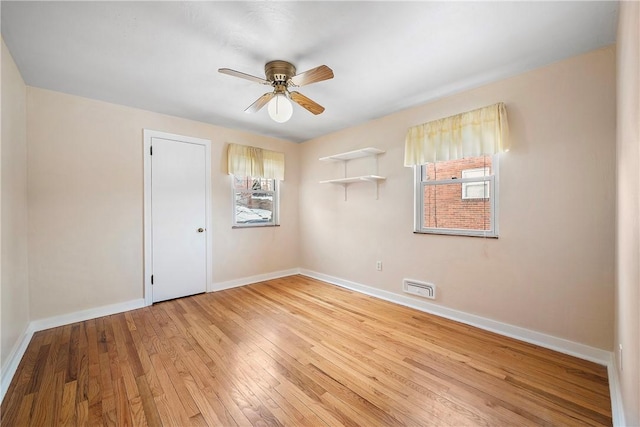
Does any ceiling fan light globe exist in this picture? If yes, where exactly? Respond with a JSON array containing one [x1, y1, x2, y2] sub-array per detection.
[[267, 94, 293, 123]]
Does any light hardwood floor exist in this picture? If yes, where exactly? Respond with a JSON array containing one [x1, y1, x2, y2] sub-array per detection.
[[1, 275, 612, 426]]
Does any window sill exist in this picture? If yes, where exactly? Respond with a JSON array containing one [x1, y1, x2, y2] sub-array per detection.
[[413, 231, 498, 239], [232, 224, 280, 229]]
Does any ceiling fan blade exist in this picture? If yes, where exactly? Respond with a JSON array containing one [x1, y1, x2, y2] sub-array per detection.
[[218, 68, 271, 85], [289, 91, 325, 115], [290, 65, 334, 87], [245, 92, 275, 113]]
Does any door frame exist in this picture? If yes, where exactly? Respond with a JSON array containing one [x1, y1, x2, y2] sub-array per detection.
[[143, 129, 213, 306]]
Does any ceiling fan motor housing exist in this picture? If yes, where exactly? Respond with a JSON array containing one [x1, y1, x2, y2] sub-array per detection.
[[265, 60, 296, 84]]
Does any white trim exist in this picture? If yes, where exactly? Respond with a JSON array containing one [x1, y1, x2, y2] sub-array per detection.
[[493, 153, 500, 236], [28, 298, 146, 333], [1, 266, 295, 403], [210, 268, 301, 292], [144, 131, 153, 305], [414, 165, 422, 231], [143, 129, 213, 305], [607, 354, 626, 427], [0, 297, 145, 404], [299, 269, 610, 365], [303, 271, 625, 423], [1, 323, 32, 403], [0, 271, 624, 424]]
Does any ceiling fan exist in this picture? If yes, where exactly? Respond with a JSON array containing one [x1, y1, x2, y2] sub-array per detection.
[[218, 60, 334, 123]]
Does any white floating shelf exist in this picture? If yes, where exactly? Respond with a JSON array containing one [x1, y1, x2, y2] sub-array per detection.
[[319, 147, 385, 200], [320, 175, 386, 185], [319, 147, 385, 162]]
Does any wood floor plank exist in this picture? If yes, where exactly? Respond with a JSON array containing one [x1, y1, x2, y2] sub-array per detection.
[[59, 379, 78, 426], [29, 352, 63, 425], [75, 399, 89, 427], [249, 283, 515, 425], [309, 339, 500, 427], [127, 395, 149, 427], [136, 375, 163, 426], [185, 320, 282, 426], [1, 275, 612, 426], [98, 350, 117, 426], [148, 352, 192, 426], [114, 377, 133, 426], [14, 392, 34, 426], [170, 341, 240, 426], [181, 296, 312, 426]]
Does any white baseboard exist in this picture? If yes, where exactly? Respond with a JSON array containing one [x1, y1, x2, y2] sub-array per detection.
[[300, 269, 610, 364], [607, 354, 627, 427], [210, 268, 301, 292], [300, 269, 628, 425], [1, 268, 299, 402], [1, 323, 33, 403], [28, 298, 146, 333], [0, 297, 145, 405], [1, 270, 627, 426]]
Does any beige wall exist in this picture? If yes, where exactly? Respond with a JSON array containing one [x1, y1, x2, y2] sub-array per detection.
[[1, 40, 29, 368], [299, 47, 616, 351], [27, 88, 300, 320], [616, 2, 640, 425]]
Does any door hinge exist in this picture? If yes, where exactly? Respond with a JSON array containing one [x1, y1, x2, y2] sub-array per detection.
[[150, 146, 153, 155], [151, 275, 154, 285]]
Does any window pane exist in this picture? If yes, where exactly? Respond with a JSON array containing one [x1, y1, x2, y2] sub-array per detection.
[[235, 191, 274, 223], [425, 156, 492, 180], [233, 177, 275, 191], [463, 181, 490, 199], [233, 176, 250, 190], [423, 183, 491, 231]]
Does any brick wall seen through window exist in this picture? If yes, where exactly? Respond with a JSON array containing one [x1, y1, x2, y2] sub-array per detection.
[[423, 157, 492, 231]]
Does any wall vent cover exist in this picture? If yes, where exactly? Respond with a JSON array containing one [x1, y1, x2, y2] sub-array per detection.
[[403, 279, 436, 300]]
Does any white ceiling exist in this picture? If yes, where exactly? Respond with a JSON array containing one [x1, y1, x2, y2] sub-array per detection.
[[1, 1, 618, 143]]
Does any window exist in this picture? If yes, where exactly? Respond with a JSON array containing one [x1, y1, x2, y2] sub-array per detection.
[[414, 155, 498, 237], [233, 176, 279, 227], [404, 103, 507, 237], [227, 143, 284, 228]]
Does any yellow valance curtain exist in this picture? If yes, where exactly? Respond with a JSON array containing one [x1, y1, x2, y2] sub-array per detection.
[[227, 143, 285, 180], [404, 102, 509, 166]]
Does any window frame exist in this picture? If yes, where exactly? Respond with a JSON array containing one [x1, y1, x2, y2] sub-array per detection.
[[231, 176, 280, 228], [413, 155, 499, 238]]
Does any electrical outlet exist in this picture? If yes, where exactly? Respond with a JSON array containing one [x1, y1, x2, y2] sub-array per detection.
[[376, 261, 382, 271]]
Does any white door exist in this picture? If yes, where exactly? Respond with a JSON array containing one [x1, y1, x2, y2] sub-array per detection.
[[147, 134, 209, 303]]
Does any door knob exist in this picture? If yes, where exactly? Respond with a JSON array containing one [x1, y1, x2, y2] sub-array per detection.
[[197, 228, 204, 233]]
